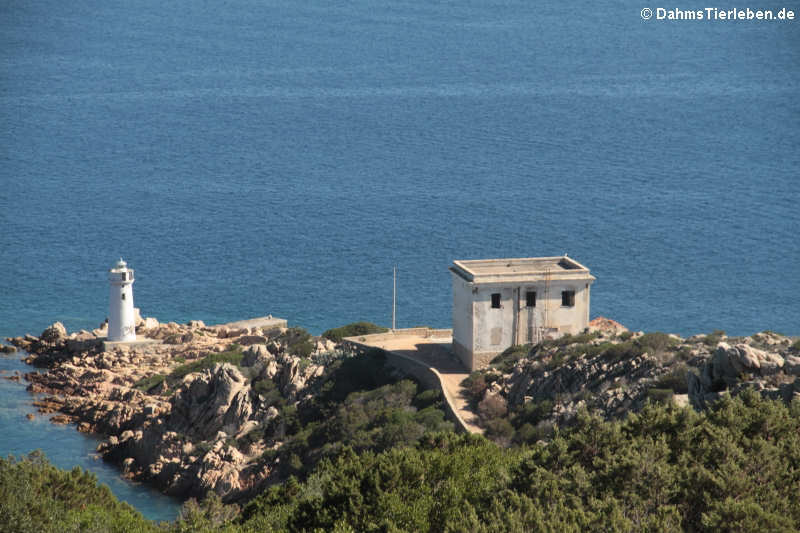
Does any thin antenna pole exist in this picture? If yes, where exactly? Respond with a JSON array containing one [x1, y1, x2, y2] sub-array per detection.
[[392, 266, 397, 330]]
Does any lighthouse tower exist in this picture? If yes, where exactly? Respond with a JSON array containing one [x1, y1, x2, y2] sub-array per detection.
[[108, 258, 136, 342]]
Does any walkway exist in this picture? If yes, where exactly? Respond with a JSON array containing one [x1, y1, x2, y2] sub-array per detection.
[[216, 316, 287, 330], [344, 329, 483, 434]]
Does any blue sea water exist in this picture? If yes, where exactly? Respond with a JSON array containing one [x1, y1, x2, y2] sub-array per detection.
[[0, 353, 182, 522], [1, 0, 798, 521]]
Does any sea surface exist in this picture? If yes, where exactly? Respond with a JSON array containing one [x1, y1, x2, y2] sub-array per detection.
[[1, 0, 798, 521]]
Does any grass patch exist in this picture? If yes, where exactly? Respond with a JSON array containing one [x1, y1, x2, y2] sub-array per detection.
[[321, 322, 389, 343], [168, 345, 244, 384], [134, 374, 166, 393], [490, 344, 531, 373], [540, 332, 600, 349], [601, 341, 645, 363]]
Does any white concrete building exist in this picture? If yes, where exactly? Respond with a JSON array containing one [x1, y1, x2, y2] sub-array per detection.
[[108, 258, 136, 342], [450, 256, 595, 371]]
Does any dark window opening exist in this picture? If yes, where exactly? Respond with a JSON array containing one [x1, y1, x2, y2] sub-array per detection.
[[561, 290, 575, 307], [491, 293, 501, 309], [121, 292, 126, 300], [526, 291, 536, 308]]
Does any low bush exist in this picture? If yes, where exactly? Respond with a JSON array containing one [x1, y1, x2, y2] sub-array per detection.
[[168, 345, 244, 384], [275, 327, 315, 358], [511, 399, 554, 429], [484, 418, 514, 441], [601, 341, 645, 363], [461, 372, 488, 406], [654, 364, 692, 394], [134, 374, 166, 393], [478, 393, 508, 421], [490, 344, 531, 373], [321, 322, 389, 343], [617, 330, 634, 341], [541, 331, 600, 349], [637, 331, 677, 354], [647, 387, 675, 404], [251, 378, 284, 409]]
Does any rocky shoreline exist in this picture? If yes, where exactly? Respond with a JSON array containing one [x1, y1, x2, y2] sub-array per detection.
[[8, 314, 800, 501], [7, 316, 341, 502]]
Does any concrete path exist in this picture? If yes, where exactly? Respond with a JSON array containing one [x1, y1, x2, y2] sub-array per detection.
[[351, 333, 483, 434], [216, 316, 287, 330]]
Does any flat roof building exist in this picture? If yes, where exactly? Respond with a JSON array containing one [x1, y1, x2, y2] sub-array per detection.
[[450, 256, 595, 371]]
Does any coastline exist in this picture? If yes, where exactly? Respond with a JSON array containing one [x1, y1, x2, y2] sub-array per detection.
[[6, 315, 340, 503]]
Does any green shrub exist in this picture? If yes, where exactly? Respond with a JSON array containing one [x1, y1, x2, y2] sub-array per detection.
[[193, 441, 213, 456], [512, 399, 554, 429], [646, 387, 675, 404], [478, 394, 508, 421], [276, 327, 316, 358], [618, 331, 634, 341], [791, 339, 800, 353], [134, 374, 166, 393], [675, 346, 693, 361], [315, 349, 392, 404], [321, 322, 389, 343], [637, 332, 677, 354], [0, 451, 157, 533], [461, 372, 488, 406], [601, 341, 645, 363], [412, 388, 443, 410], [541, 332, 600, 349], [484, 418, 515, 441], [168, 345, 244, 383], [654, 364, 692, 394], [252, 378, 284, 409], [490, 344, 531, 373]]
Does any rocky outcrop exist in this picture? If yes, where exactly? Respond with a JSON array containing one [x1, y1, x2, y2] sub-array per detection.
[[169, 364, 254, 441], [587, 317, 628, 336], [40, 322, 67, 344], [9, 317, 342, 502], [688, 341, 797, 408], [471, 328, 799, 433]]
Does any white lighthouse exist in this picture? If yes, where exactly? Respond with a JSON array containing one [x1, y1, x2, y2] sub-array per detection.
[[108, 258, 136, 342]]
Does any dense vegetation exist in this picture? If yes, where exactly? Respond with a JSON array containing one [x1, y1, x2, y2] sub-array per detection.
[[6, 391, 800, 532], [0, 451, 156, 533], [258, 350, 453, 478], [321, 322, 388, 343]]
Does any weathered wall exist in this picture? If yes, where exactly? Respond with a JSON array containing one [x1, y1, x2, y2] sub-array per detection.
[[451, 276, 474, 370], [456, 280, 592, 371]]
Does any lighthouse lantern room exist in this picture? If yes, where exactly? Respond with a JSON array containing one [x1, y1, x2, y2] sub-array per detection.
[[108, 258, 136, 342]]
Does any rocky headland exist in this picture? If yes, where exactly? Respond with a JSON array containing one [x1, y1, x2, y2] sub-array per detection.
[[463, 319, 800, 443], [7, 316, 342, 502], [8, 313, 800, 501]]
